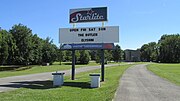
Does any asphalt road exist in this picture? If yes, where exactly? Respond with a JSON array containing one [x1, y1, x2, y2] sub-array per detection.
[[0, 64, 118, 92], [114, 64, 180, 101]]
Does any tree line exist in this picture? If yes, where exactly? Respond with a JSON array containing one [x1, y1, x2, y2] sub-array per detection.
[[0, 24, 57, 65], [60, 45, 124, 64], [0, 24, 123, 65], [140, 34, 180, 63], [1, 24, 179, 65]]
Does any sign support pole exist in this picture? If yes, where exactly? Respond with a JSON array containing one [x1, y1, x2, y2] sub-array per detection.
[[101, 21, 105, 82], [101, 49, 105, 81], [72, 50, 75, 80], [73, 23, 76, 28], [71, 23, 76, 80], [102, 22, 105, 27]]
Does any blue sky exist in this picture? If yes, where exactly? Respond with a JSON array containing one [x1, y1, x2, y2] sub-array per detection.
[[0, 0, 180, 49]]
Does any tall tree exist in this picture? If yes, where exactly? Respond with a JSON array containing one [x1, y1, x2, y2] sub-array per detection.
[[158, 34, 180, 63], [42, 37, 57, 64], [105, 50, 113, 62], [0, 24, 61, 65], [89, 50, 97, 61], [95, 50, 101, 63], [30, 34, 43, 64], [0, 30, 9, 65], [78, 50, 90, 64], [140, 42, 158, 62], [112, 45, 122, 62], [64, 50, 72, 62], [10, 24, 33, 65], [57, 49, 65, 65], [6, 33, 17, 64]]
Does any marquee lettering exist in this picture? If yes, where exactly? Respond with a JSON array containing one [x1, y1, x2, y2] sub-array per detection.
[[71, 11, 104, 23]]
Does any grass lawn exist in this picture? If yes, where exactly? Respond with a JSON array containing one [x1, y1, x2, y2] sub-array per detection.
[[0, 62, 100, 78], [147, 63, 180, 85], [0, 64, 134, 101]]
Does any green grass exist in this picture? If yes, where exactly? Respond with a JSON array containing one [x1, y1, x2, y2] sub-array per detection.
[[0, 64, 134, 101], [147, 63, 180, 85], [0, 62, 100, 78]]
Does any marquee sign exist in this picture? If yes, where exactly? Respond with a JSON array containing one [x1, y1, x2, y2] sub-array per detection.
[[61, 43, 115, 50], [70, 7, 107, 23], [59, 26, 119, 44]]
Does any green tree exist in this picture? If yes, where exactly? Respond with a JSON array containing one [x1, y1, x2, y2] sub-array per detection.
[[30, 34, 43, 64], [95, 50, 101, 63], [105, 50, 113, 63], [140, 44, 150, 61], [95, 49, 114, 64], [140, 42, 158, 62], [1, 24, 62, 65], [6, 33, 17, 64], [57, 49, 65, 65], [42, 37, 57, 64], [78, 50, 90, 64], [64, 50, 72, 62], [10, 24, 33, 65], [158, 34, 180, 63], [0, 30, 9, 65], [112, 45, 122, 62], [75, 50, 80, 63], [89, 50, 97, 61]]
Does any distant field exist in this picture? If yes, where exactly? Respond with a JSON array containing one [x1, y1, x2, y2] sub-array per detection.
[[0, 61, 124, 78], [147, 63, 180, 85], [0, 64, 134, 101], [0, 62, 100, 78], [0, 65, 20, 71]]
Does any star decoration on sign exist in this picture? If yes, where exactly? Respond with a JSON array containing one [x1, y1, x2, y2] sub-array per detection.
[[87, 9, 95, 15]]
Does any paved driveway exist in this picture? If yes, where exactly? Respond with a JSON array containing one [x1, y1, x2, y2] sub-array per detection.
[[114, 64, 180, 101]]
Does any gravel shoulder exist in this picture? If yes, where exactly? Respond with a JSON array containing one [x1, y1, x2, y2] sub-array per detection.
[[114, 64, 180, 101]]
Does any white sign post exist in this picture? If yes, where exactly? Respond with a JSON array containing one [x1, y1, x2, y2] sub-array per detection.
[[59, 26, 119, 44]]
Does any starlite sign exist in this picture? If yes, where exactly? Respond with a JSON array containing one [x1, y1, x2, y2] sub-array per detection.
[[59, 26, 119, 44], [70, 7, 107, 23]]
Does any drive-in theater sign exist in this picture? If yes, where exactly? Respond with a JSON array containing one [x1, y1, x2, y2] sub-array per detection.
[[70, 7, 107, 23], [59, 7, 119, 81]]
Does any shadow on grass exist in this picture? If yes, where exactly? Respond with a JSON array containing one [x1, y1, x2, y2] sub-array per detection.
[[63, 81, 91, 89], [0, 80, 54, 90], [0, 80, 91, 90], [62, 62, 88, 65], [62, 62, 72, 65]]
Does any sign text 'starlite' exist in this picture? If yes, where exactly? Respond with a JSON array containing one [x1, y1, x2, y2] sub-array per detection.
[[70, 7, 107, 23]]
